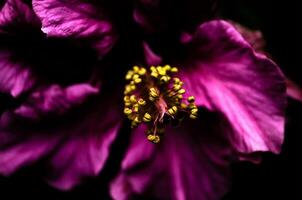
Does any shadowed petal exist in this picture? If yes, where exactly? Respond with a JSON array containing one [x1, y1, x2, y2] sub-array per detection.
[[178, 20, 286, 157], [14, 83, 99, 120], [0, 92, 122, 190], [143, 42, 162, 66], [32, 0, 117, 56], [0, 130, 61, 175], [0, 0, 40, 32], [110, 111, 232, 200], [229, 21, 267, 55], [286, 79, 302, 102], [47, 96, 122, 190], [0, 51, 36, 97]]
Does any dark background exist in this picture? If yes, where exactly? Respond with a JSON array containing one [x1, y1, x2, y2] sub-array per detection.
[[1, 0, 301, 199]]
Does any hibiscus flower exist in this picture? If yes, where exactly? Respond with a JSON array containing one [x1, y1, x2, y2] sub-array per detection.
[[0, 1, 286, 199]]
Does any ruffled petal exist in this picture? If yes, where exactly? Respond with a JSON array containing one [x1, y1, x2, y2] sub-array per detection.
[[0, 112, 62, 175], [178, 20, 286, 156], [229, 21, 267, 55], [0, 51, 36, 97], [47, 96, 121, 190], [0, 94, 122, 190], [14, 83, 99, 120], [110, 111, 232, 200], [32, 0, 117, 56], [0, 0, 39, 32]]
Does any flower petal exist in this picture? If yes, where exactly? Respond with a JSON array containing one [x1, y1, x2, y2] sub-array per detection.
[[32, 0, 117, 56], [0, 113, 62, 175], [229, 21, 267, 55], [0, 94, 122, 190], [14, 83, 99, 120], [178, 20, 286, 156], [0, 0, 39, 32], [47, 96, 121, 190], [0, 51, 36, 97], [110, 111, 232, 200]]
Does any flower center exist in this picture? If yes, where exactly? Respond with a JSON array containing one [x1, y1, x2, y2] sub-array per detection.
[[123, 65, 198, 143]]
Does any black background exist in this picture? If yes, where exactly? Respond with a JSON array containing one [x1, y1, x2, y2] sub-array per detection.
[[1, 0, 301, 199]]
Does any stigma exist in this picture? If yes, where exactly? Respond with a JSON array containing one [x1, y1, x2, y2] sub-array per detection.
[[123, 65, 198, 144]]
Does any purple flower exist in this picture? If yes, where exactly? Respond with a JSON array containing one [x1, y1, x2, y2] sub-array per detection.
[[0, 0, 120, 190], [0, 0, 286, 199], [110, 21, 286, 199]]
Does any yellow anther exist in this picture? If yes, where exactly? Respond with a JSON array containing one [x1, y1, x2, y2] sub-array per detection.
[[160, 76, 170, 83], [138, 68, 146, 75], [149, 88, 159, 98], [133, 104, 139, 112], [174, 77, 180, 84], [147, 135, 160, 143], [173, 84, 182, 91], [133, 66, 140, 72], [138, 99, 146, 106], [130, 85, 136, 91], [190, 114, 197, 119], [124, 108, 131, 114], [131, 121, 138, 128], [178, 89, 185, 94], [188, 96, 195, 103], [158, 68, 166, 76], [171, 67, 178, 73], [124, 108, 132, 115], [124, 86, 132, 94], [125, 73, 133, 80], [134, 78, 142, 84], [151, 71, 159, 78], [125, 102, 132, 107], [134, 116, 141, 123], [124, 96, 130, 102], [150, 66, 156, 71], [191, 108, 198, 114], [147, 134, 155, 141], [143, 113, 152, 122], [164, 65, 171, 71], [177, 94, 183, 99], [149, 96, 156, 101], [168, 106, 178, 115], [180, 103, 187, 109], [153, 135, 160, 143], [130, 95, 137, 103], [132, 74, 139, 80], [189, 104, 197, 109]]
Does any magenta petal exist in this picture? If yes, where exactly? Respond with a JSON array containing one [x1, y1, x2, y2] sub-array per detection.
[[179, 20, 286, 156], [47, 99, 121, 190], [143, 42, 162, 66], [14, 83, 99, 120], [110, 114, 232, 200], [0, 51, 36, 97], [0, 0, 39, 32], [0, 95, 121, 190], [0, 116, 62, 175], [229, 21, 267, 55], [32, 0, 117, 56]]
